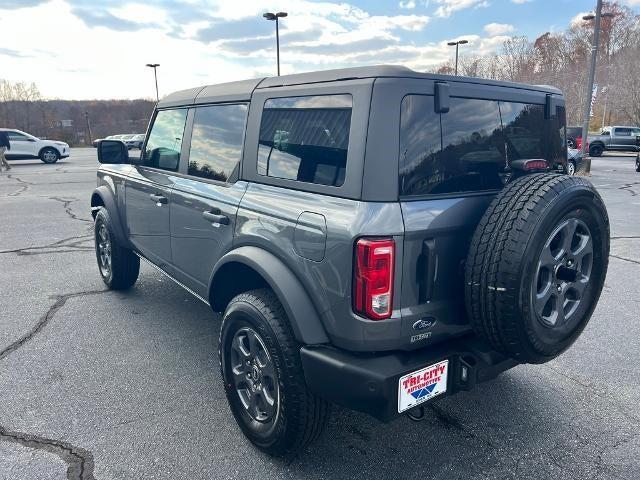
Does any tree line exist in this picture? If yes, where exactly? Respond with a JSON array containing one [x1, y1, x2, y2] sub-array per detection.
[[0, 80, 154, 146], [2, 1, 638, 143], [434, 1, 640, 129]]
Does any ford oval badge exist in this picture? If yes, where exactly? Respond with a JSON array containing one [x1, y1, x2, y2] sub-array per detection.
[[413, 317, 436, 331]]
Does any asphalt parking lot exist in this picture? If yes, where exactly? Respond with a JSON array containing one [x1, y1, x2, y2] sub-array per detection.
[[0, 149, 638, 480]]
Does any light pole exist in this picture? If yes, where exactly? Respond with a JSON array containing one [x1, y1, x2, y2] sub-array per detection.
[[263, 12, 288, 76], [447, 39, 468, 75], [580, 4, 614, 172], [146, 63, 160, 102]]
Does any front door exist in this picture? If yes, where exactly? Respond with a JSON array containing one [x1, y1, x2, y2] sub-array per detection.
[[170, 104, 249, 296], [125, 108, 188, 267]]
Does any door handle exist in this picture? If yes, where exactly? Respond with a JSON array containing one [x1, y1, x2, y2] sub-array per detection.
[[418, 239, 437, 302], [149, 193, 168, 205], [202, 210, 229, 225]]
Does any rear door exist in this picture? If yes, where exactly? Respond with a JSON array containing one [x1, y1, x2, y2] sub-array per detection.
[[5, 131, 34, 158], [169, 103, 249, 297], [611, 127, 633, 149], [392, 81, 564, 348], [125, 108, 188, 268]]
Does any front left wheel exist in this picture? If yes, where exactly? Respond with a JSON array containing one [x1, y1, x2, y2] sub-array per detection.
[[219, 289, 330, 457], [94, 208, 140, 289]]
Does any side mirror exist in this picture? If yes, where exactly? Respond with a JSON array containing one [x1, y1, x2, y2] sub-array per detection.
[[98, 140, 129, 164], [435, 82, 450, 114]]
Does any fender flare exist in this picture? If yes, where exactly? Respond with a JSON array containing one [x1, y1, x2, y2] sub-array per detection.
[[91, 185, 131, 248], [210, 246, 330, 345]]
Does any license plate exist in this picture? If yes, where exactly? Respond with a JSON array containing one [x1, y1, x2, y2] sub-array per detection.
[[398, 360, 448, 413]]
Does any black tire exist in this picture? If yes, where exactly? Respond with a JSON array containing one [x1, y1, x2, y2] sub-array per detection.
[[636, 158, 640, 172], [39, 147, 59, 164], [589, 144, 604, 157], [219, 289, 330, 457], [94, 208, 139, 290], [566, 160, 576, 176], [465, 174, 609, 364]]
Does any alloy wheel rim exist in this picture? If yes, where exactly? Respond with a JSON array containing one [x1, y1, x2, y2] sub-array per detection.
[[567, 162, 575, 176], [43, 150, 57, 162], [533, 218, 593, 328], [230, 327, 278, 423], [97, 223, 112, 277]]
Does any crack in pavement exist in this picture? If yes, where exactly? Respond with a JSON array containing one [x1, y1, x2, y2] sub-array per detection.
[[0, 289, 107, 361], [0, 234, 94, 256], [49, 197, 93, 224], [0, 426, 96, 480], [0, 289, 107, 478], [618, 182, 639, 196], [610, 254, 640, 266], [5, 174, 34, 197]]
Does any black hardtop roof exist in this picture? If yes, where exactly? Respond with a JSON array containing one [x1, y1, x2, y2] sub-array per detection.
[[157, 65, 561, 108]]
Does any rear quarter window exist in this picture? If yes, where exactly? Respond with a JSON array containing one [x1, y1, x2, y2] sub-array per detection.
[[257, 94, 352, 187]]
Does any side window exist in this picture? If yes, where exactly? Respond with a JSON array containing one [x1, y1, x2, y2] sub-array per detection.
[[614, 127, 632, 136], [187, 104, 247, 182], [399, 96, 504, 196], [500, 102, 563, 164], [7, 131, 28, 142], [143, 109, 188, 171], [257, 94, 352, 187]]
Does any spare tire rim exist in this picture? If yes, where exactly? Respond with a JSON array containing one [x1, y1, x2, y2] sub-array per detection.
[[230, 327, 278, 423], [534, 218, 593, 328]]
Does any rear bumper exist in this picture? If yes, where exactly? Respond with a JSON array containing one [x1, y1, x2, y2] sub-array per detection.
[[300, 335, 518, 422]]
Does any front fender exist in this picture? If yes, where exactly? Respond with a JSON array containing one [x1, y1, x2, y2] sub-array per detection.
[[91, 185, 131, 248], [211, 246, 330, 345]]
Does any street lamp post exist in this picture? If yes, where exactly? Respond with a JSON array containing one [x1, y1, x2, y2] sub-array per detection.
[[146, 63, 160, 102], [580, 3, 614, 173], [263, 12, 288, 76], [447, 39, 468, 75]]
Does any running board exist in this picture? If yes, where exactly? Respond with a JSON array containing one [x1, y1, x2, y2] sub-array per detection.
[[134, 252, 210, 307]]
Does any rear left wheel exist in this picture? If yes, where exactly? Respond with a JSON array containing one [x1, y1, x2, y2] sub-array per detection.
[[566, 160, 576, 176], [219, 289, 330, 457]]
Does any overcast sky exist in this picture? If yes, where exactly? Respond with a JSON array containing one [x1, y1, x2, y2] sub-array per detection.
[[1, 0, 638, 100]]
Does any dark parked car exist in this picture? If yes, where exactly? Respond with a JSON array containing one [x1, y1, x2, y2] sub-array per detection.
[[91, 66, 610, 457], [567, 125, 586, 150]]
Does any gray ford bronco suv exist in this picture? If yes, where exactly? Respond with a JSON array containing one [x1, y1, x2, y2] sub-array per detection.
[[92, 66, 610, 457]]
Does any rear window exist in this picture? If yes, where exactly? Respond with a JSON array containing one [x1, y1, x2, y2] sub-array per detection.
[[567, 127, 582, 137], [399, 95, 565, 197], [257, 94, 352, 187]]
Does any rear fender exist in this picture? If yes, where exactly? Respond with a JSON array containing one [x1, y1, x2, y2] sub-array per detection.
[[210, 246, 330, 345]]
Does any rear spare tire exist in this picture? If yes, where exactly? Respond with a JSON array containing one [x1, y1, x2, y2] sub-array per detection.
[[465, 173, 609, 364]]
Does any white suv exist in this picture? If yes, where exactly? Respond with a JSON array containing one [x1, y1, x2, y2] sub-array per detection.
[[0, 128, 70, 164]]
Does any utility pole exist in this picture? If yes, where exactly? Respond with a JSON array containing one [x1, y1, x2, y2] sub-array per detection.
[[85, 111, 93, 146], [580, 2, 614, 173]]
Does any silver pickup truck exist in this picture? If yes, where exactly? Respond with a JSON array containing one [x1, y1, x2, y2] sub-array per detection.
[[588, 125, 640, 156]]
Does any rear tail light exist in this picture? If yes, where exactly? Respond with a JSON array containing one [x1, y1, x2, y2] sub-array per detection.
[[353, 238, 395, 320], [576, 137, 583, 149]]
